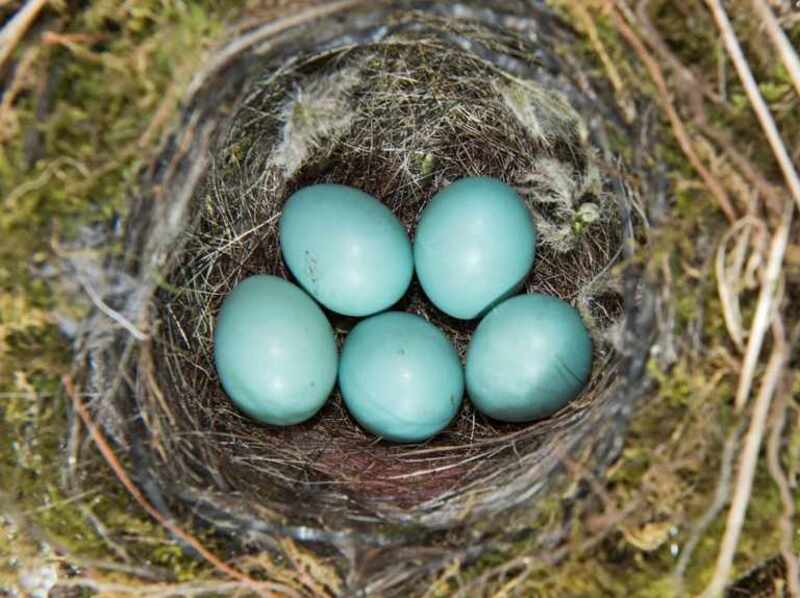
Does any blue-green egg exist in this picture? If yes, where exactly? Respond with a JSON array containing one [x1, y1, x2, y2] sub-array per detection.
[[339, 312, 464, 443], [413, 176, 536, 319], [279, 184, 413, 317], [465, 294, 592, 422], [213, 275, 338, 426]]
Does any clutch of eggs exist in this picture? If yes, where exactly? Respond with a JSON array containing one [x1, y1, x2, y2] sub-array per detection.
[[212, 177, 592, 439]]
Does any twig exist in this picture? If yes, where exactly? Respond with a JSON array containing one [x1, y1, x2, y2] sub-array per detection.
[[452, 489, 638, 598], [673, 424, 741, 593], [606, 1, 738, 223], [76, 274, 148, 341], [694, 122, 784, 217], [57, 577, 262, 597], [62, 375, 290, 598], [701, 328, 790, 598], [0, 0, 48, 69], [735, 210, 789, 379], [78, 502, 132, 563], [633, 0, 721, 104], [751, 0, 800, 99], [186, 0, 373, 99], [566, 2, 636, 122], [702, 0, 800, 411], [58, 556, 172, 582], [0, 43, 39, 143], [766, 380, 800, 597], [5, 156, 89, 209], [40, 30, 126, 70], [705, 0, 800, 211], [625, 0, 785, 216], [715, 217, 765, 351], [453, 556, 534, 598]]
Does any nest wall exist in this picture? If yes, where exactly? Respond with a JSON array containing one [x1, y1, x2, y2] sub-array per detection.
[[78, 0, 657, 584]]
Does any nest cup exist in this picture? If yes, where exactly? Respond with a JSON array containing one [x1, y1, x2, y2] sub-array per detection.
[[80, 1, 656, 587]]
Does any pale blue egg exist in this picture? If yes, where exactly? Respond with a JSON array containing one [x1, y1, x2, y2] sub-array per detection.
[[213, 275, 338, 426], [465, 294, 592, 422], [279, 184, 413, 317], [414, 176, 536, 319], [339, 312, 464, 443]]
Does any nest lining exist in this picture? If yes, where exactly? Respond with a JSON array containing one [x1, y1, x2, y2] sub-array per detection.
[[148, 26, 626, 525]]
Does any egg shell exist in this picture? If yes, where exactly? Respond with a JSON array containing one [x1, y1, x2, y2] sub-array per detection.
[[339, 311, 464, 443], [279, 184, 413, 317], [465, 293, 592, 422], [213, 275, 338, 426], [413, 176, 536, 319]]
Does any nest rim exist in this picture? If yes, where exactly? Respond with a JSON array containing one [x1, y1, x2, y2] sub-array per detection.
[[78, 1, 656, 558]]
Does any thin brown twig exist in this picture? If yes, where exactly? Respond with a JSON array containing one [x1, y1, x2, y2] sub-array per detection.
[[701, 328, 790, 598], [0, 43, 39, 143], [0, 0, 48, 69], [40, 30, 126, 70], [705, 0, 800, 210], [715, 217, 766, 351], [633, 0, 721, 104], [766, 378, 800, 597], [606, 0, 738, 223], [701, 0, 800, 411], [694, 122, 784, 217], [566, 2, 636, 122], [62, 375, 289, 598], [621, 1, 784, 217]]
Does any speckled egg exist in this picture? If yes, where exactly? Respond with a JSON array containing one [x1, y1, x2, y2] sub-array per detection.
[[413, 176, 536, 319], [339, 312, 464, 443], [465, 293, 592, 422], [279, 184, 413, 317], [213, 275, 338, 426]]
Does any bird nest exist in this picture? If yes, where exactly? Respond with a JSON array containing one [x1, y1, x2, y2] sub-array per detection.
[[78, 1, 657, 590]]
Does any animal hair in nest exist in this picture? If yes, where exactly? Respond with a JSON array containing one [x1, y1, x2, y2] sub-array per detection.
[[76, 1, 658, 589]]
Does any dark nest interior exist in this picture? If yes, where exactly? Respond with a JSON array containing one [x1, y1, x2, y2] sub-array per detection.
[[80, 0, 657, 580]]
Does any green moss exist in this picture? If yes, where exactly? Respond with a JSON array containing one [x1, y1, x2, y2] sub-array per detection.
[[0, 0, 238, 588]]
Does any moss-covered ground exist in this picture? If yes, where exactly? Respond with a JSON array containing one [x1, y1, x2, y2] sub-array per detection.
[[1, 1, 798, 596]]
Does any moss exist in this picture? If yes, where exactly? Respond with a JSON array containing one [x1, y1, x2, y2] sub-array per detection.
[[0, 0, 236, 589]]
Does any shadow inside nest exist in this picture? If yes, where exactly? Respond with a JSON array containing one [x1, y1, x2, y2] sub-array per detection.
[[78, 0, 659, 590]]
